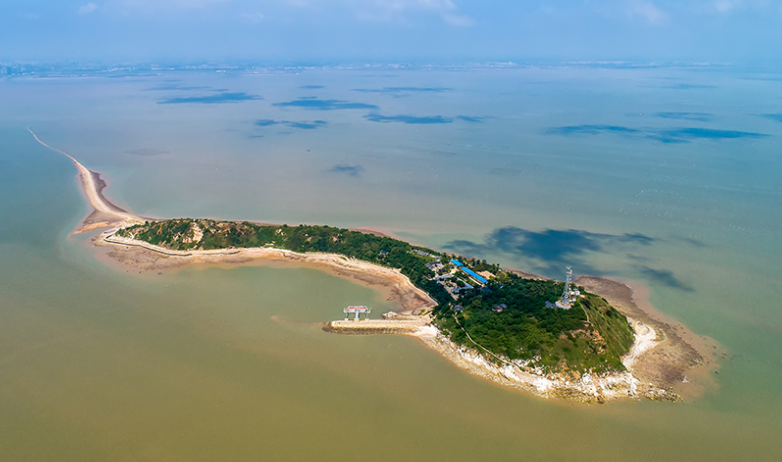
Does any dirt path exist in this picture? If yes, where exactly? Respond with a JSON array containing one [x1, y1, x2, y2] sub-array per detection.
[[623, 320, 657, 369]]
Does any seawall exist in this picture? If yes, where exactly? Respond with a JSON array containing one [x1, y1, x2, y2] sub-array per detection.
[[323, 320, 424, 335]]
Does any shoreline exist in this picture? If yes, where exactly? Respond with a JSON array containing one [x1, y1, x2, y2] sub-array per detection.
[[398, 276, 721, 403], [35, 129, 720, 403], [99, 228, 704, 402], [577, 276, 724, 399], [98, 231, 438, 315]]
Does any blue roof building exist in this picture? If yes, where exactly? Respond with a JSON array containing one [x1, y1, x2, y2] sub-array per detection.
[[460, 267, 488, 285]]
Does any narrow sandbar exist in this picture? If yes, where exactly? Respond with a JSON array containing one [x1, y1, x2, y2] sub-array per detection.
[[28, 128, 143, 231]]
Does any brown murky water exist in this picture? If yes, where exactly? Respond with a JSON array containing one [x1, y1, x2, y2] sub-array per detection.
[[2, 68, 781, 461]]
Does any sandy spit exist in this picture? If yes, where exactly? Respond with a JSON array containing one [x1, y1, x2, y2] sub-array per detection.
[[28, 128, 144, 231]]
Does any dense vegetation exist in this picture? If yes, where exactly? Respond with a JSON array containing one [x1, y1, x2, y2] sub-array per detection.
[[435, 277, 634, 372], [117, 218, 458, 304], [118, 218, 635, 373]]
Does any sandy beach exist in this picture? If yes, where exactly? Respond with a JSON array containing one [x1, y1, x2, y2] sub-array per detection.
[[36, 128, 719, 402], [99, 231, 438, 314]]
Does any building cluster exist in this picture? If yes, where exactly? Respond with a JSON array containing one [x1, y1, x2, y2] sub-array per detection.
[[365, 248, 581, 317], [426, 258, 496, 300]]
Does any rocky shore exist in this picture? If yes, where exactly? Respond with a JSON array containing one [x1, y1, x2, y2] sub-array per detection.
[[320, 274, 720, 403], [414, 326, 677, 403]]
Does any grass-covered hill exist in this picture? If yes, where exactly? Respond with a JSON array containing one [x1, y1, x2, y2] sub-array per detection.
[[437, 282, 635, 372], [117, 218, 634, 374]]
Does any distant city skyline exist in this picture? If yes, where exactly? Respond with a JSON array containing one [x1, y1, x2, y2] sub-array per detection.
[[1, 1, 781, 63]]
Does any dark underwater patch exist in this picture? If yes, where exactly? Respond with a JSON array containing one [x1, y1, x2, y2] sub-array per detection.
[[364, 114, 452, 124], [158, 92, 262, 104], [288, 121, 327, 129], [456, 115, 488, 123], [654, 112, 712, 122], [444, 227, 692, 290], [667, 83, 716, 90], [546, 125, 640, 136], [651, 128, 768, 142], [443, 227, 654, 279], [145, 83, 213, 92], [329, 164, 364, 177], [255, 119, 280, 127], [273, 97, 378, 111], [634, 266, 694, 291], [353, 86, 453, 94], [547, 124, 769, 144], [254, 119, 327, 130], [761, 113, 782, 123]]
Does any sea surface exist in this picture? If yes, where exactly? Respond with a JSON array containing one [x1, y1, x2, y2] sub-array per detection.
[[1, 65, 781, 461]]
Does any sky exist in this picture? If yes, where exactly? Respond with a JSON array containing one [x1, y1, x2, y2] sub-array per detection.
[[1, 0, 781, 63]]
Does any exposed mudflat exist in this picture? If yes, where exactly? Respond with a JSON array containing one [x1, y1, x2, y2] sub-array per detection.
[[577, 276, 723, 399], [96, 232, 437, 315]]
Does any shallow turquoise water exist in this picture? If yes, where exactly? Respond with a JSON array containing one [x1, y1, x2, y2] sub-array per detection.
[[1, 67, 781, 460]]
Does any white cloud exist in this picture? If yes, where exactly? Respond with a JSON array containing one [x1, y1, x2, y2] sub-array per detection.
[[282, 0, 314, 6], [79, 2, 99, 15], [443, 12, 474, 27], [117, 0, 229, 9], [371, 0, 473, 26], [714, 0, 743, 12], [711, 0, 782, 13], [625, 0, 667, 24], [108, 0, 473, 25], [289, 0, 474, 26], [242, 12, 265, 22]]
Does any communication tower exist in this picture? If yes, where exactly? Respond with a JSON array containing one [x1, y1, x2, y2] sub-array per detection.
[[555, 266, 577, 309]]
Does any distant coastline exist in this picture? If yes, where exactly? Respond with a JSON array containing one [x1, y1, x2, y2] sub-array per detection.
[[31, 129, 722, 403]]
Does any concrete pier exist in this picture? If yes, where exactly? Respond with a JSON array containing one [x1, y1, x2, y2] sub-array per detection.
[[323, 319, 426, 335]]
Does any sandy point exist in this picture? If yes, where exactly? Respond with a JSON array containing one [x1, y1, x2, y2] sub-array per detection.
[[577, 276, 724, 400]]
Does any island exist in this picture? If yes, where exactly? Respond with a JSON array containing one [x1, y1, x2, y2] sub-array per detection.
[[31, 128, 721, 403], [108, 218, 694, 402], [116, 219, 634, 372]]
